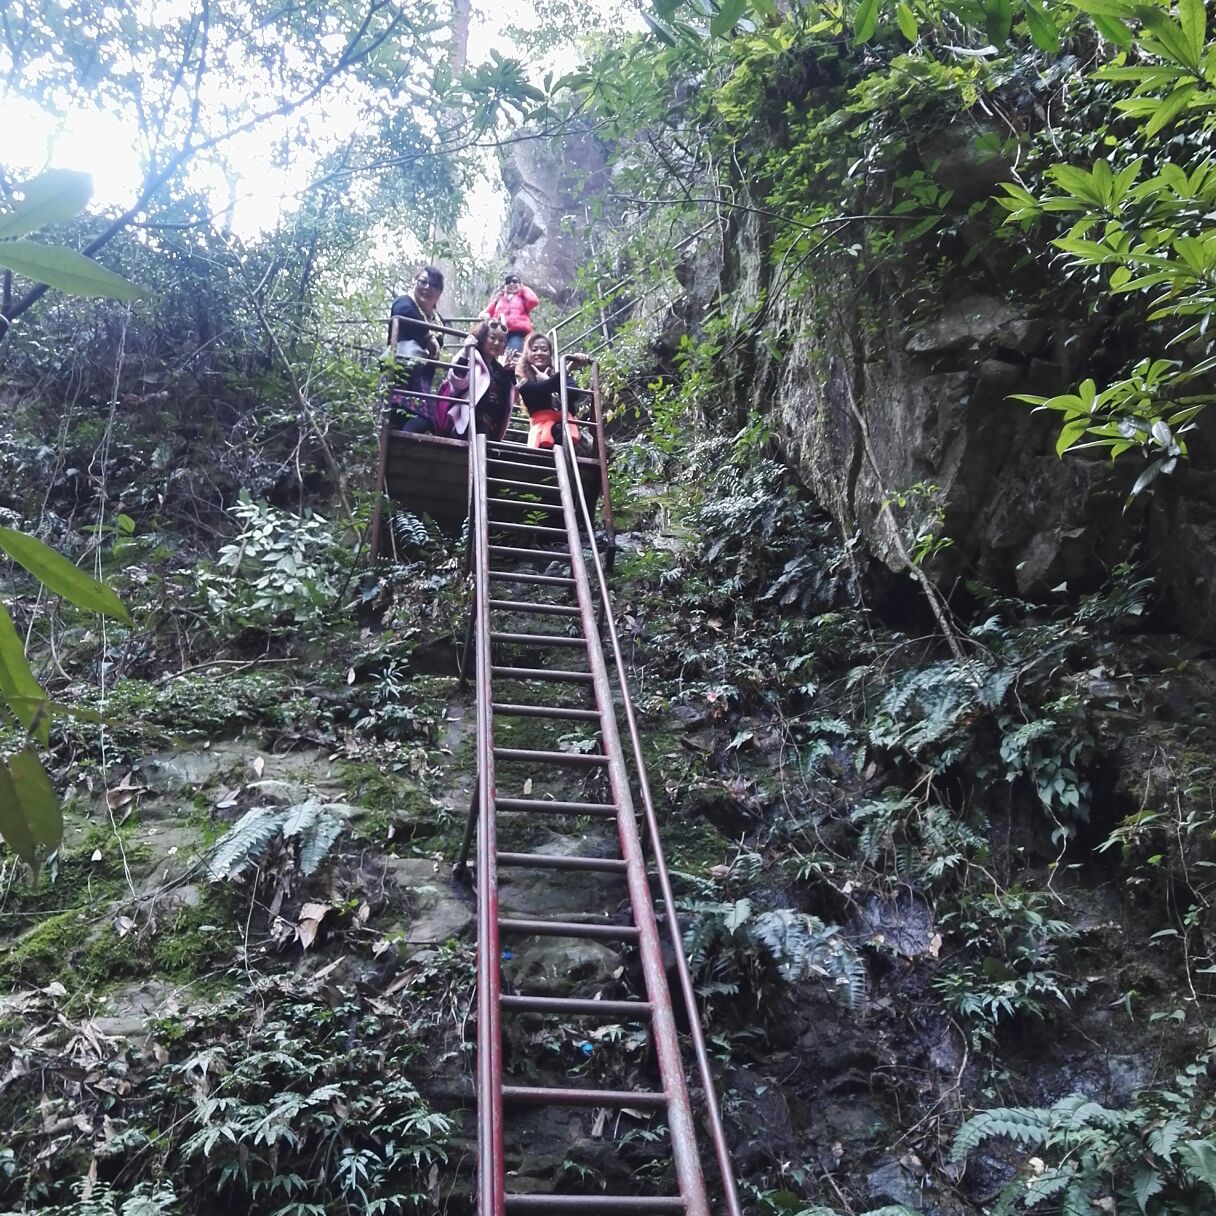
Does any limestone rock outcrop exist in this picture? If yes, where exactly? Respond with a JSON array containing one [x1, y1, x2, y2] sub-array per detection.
[[498, 128, 612, 309]]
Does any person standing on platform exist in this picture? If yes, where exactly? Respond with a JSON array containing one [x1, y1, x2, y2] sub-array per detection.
[[388, 266, 447, 433], [483, 271, 539, 353], [444, 319, 517, 441]]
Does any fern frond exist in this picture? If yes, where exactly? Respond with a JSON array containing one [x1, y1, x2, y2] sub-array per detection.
[[298, 808, 345, 876], [207, 806, 285, 881], [281, 798, 323, 839], [952, 1106, 1052, 1160]]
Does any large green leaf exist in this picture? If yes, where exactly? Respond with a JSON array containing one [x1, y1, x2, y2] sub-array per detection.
[[1022, 0, 1061, 51], [854, 0, 880, 42], [1142, 82, 1199, 137], [0, 241, 147, 301], [0, 528, 129, 621], [1179, 0, 1206, 62], [711, 0, 748, 37], [641, 11, 678, 43], [0, 761, 36, 864], [8, 750, 60, 850], [0, 602, 50, 745], [984, 0, 1013, 44], [0, 748, 62, 867], [0, 170, 92, 241]]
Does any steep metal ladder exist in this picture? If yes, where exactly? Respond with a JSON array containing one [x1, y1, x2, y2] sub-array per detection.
[[457, 355, 742, 1216]]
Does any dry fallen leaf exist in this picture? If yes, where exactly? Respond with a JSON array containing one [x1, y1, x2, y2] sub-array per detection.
[[113, 915, 136, 938], [251, 755, 265, 779], [90, 849, 103, 862], [313, 955, 346, 981], [523, 777, 533, 795], [928, 932, 943, 959], [295, 902, 330, 950], [105, 784, 145, 811], [214, 786, 240, 810]]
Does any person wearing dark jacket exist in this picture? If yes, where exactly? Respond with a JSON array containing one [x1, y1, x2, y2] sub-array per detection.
[[516, 332, 590, 449], [388, 265, 446, 433], [443, 319, 518, 441]]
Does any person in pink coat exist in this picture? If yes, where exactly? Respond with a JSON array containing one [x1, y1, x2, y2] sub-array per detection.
[[483, 271, 540, 352]]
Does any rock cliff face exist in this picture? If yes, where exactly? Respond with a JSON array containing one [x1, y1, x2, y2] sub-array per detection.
[[498, 128, 612, 309], [672, 203, 1216, 639], [496, 122, 1216, 638]]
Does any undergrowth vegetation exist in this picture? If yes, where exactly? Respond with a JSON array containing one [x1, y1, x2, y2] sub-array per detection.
[[603, 328, 1216, 1211]]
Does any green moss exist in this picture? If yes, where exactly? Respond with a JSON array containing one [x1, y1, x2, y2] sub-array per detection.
[[661, 814, 732, 875], [148, 892, 239, 977], [0, 824, 236, 991], [341, 761, 457, 849]]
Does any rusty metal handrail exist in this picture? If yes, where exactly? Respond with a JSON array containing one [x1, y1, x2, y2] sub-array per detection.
[[469, 371, 506, 1216], [551, 335, 614, 568], [547, 221, 717, 343], [552, 452, 711, 1216], [556, 436, 743, 1216]]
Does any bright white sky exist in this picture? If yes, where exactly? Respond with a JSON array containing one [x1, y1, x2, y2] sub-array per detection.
[[1, 0, 639, 260]]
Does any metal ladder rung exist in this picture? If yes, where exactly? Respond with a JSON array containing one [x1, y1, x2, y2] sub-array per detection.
[[491, 665, 593, 683], [490, 523, 567, 540], [489, 545, 571, 562], [489, 599, 581, 616], [488, 439, 547, 455], [490, 631, 586, 648], [500, 995, 651, 1017], [488, 456, 558, 475], [494, 747, 608, 767], [505, 1197, 684, 1213], [501, 1084, 665, 1108], [488, 499, 565, 513], [488, 570, 576, 587], [492, 701, 599, 720], [496, 851, 627, 873], [499, 917, 640, 942], [496, 797, 617, 817], [488, 477, 560, 494]]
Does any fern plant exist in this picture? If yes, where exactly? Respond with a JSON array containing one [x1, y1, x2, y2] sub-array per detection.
[[935, 886, 1084, 1043], [24, 1182, 179, 1215], [850, 789, 986, 888], [205, 798, 347, 882], [868, 658, 1014, 771], [683, 899, 867, 1022], [952, 1062, 1216, 1216]]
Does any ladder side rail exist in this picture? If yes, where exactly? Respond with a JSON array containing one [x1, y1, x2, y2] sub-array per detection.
[[559, 440, 743, 1216], [558, 339, 572, 446], [589, 360, 615, 556], [470, 388, 506, 1215], [548, 222, 716, 344], [455, 428, 479, 866], [369, 315, 404, 563], [552, 452, 711, 1216], [551, 336, 613, 554], [368, 414, 391, 565]]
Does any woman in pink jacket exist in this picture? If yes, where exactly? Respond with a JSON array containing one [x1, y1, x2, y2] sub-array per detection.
[[483, 271, 540, 352]]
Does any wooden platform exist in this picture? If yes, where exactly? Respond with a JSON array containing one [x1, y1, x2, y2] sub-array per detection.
[[383, 428, 601, 533]]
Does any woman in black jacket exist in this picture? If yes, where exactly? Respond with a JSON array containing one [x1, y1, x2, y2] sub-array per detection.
[[516, 333, 591, 449], [388, 265, 446, 432]]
